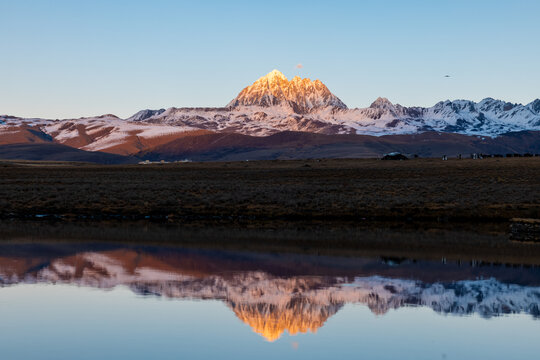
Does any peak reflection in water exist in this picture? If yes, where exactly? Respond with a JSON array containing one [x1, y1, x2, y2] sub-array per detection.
[[0, 243, 539, 341]]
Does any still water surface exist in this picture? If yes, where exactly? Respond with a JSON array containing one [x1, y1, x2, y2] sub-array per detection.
[[0, 241, 539, 359]]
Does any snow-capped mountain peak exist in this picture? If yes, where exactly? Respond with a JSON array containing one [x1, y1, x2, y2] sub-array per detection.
[[227, 69, 347, 113], [126, 109, 166, 122], [370, 97, 395, 110], [264, 69, 288, 81]]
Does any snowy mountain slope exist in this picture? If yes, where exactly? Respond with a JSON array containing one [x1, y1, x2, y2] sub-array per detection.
[[322, 98, 540, 136], [43, 116, 196, 153], [132, 105, 352, 136], [0, 114, 198, 154], [130, 95, 540, 137]]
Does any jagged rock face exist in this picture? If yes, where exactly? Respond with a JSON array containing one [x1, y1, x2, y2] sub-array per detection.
[[531, 99, 540, 114], [127, 109, 166, 122], [227, 70, 347, 113]]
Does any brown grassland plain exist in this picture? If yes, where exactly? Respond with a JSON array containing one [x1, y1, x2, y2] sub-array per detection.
[[0, 157, 538, 221]]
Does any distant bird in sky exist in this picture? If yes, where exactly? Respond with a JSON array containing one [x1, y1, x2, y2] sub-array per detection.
[[444, 75, 451, 78]]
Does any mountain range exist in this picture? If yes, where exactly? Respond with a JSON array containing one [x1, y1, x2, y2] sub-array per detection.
[[129, 70, 540, 137], [1, 70, 539, 162]]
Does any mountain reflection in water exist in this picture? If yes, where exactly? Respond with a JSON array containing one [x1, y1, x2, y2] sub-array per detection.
[[0, 243, 539, 342]]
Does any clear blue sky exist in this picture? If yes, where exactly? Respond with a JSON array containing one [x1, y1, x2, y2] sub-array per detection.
[[2, 0, 539, 119]]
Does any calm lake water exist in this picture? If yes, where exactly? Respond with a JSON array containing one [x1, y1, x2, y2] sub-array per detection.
[[0, 233, 539, 359]]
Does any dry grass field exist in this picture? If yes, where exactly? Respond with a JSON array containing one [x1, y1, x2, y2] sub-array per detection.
[[0, 157, 539, 221]]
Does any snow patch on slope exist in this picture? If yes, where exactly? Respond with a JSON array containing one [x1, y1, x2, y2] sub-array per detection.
[[42, 117, 196, 152]]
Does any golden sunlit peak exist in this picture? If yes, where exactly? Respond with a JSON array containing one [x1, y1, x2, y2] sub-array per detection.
[[263, 69, 288, 80], [228, 69, 348, 110]]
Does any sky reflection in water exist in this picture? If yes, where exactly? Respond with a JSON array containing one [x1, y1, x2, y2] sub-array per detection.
[[0, 242, 539, 360]]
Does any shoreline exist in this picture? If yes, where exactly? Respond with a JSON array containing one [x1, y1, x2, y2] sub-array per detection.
[[1, 219, 540, 266]]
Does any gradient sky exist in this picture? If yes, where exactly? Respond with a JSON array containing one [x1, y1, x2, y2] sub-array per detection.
[[2, 0, 539, 119]]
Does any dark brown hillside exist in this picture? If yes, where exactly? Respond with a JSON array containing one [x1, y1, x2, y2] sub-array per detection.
[[0, 143, 138, 164], [139, 130, 540, 161], [0, 126, 53, 145]]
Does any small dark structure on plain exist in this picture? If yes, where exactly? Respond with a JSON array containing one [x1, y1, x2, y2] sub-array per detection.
[[382, 152, 408, 160], [510, 218, 540, 242]]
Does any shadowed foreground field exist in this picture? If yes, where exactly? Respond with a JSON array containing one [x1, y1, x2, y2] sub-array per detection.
[[0, 158, 539, 221]]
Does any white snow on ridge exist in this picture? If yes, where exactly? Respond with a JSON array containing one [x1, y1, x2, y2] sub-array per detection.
[[128, 97, 540, 137]]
